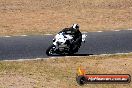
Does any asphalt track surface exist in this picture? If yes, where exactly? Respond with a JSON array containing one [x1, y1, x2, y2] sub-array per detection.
[[0, 30, 132, 60]]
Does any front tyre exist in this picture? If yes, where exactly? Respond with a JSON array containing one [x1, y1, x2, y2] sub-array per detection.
[[46, 45, 55, 56]]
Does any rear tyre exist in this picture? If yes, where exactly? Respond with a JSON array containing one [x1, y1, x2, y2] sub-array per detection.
[[46, 45, 55, 56]]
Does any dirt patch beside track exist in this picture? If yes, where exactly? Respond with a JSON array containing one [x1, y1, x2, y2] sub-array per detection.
[[0, 0, 132, 35], [0, 54, 132, 88]]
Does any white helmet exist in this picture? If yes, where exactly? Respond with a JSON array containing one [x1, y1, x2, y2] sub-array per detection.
[[72, 24, 79, 30]]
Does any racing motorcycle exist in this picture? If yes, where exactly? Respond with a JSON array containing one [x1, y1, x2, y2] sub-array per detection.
[[46, 32, 87, 56]]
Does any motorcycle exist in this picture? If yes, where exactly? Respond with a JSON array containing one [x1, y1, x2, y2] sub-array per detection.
[[46, 32, 87, 56]]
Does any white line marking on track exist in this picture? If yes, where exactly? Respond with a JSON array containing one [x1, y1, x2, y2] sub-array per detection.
[[44, 34, 53, 35], [3, 58, 44, 62], [2, 52, 132, 62], [4, 36, 11, 37], [99, 54, 109, 56], [36, 58, 42, 60], [116, 52, 132, 55], [82, 32, 88, 33], [20, 35, 28, 36], [97, 31, 103, 32], [128, 29, 132, 30], [114, 30, 120, 31]]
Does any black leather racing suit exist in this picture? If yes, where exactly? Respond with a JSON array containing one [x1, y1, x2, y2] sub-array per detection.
[[59, 27, 82, 50]]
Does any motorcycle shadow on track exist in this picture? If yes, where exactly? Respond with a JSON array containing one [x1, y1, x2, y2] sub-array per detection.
[[48, 53, 93, 57]]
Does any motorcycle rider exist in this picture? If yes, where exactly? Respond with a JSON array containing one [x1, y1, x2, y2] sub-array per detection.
[[59, 24, 82, 50]]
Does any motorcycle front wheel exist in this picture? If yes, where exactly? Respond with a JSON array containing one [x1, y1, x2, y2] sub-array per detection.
[[46, 45, 55, 56]]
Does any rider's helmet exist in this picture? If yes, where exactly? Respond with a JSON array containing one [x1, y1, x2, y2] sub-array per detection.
[[72, 24, 79, 31]]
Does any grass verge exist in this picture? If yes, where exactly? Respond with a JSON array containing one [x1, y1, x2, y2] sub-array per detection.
[[0, 54, 132, 88]]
